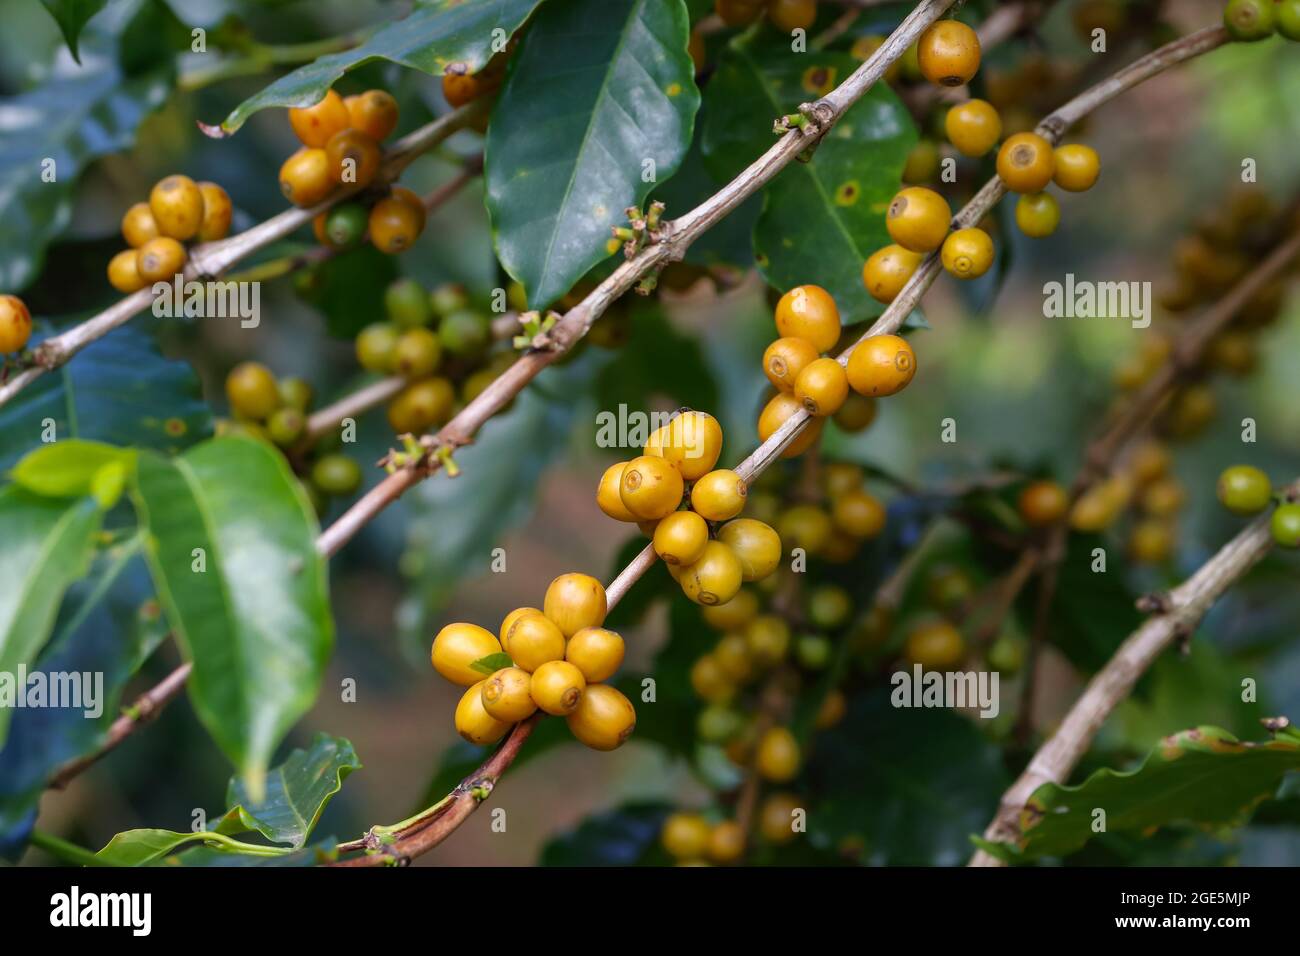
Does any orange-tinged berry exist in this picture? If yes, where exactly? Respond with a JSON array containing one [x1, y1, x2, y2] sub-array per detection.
[[107, 250, 146, 293], [136, 237, 186, 283], [481, 667, 537, 723], [917, 19, 981, 87], [620, 454, 685, 520], [945, 98, 1001, 156], [344, 89, 399, 141], [121, 202, 160, 247], [886, 186, 951, 253], [149, 174, 205, 240], [863, 244, 923, 303], [763, 336, 820, 391], [325, 128, 382, 187], [845, 334, 916, 397], [757, 392, 824, 458], [289, 89, 351, 148], [195, 182, 233, 242], [0, 295, 32, 353], [774, 284, 840, 352], [794, 357, 849, 417], [530, 659, 587, 716], [279, 148, 333, 207], [997, 132, 1055, 193]]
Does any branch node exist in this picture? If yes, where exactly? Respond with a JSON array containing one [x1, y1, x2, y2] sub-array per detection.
[[1135, 590, 1174, 615]]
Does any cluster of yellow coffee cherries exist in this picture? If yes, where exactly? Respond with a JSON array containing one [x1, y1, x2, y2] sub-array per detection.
[[278, 88, 429, 255], [758, 285, 918, 451], [861, 18, 1102, 304], [431, 574, 636, 751], [106, 175, 232, 293], [596, 411, 782, 606]]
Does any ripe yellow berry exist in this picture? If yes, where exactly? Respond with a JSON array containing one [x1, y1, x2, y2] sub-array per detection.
[[503, 609, 565, 672], [759, 793, 802, 844], [620, 454, 685, 520], [1018, 479, 1069, 527], [279, 148, 333, 207], [691, 469, 748, 521], [917, 19, 981, 87], [597, 461, 638, 521], [654, 510, 710, 566], [544, 572, 608, 637], [289, 89, 351, 148], [997, 132, 1056, 193], [1015, 192, 1060, 238], [455, 681, 511, 745], [432, 623, 502, 687], [386, 377, 454, 433], [566, 683, 636, 751], [691, 654, 736, 702], [716, 518, 782, 582], [886, 186, 951, 253], [713, 632, 754, 683], [369, 195, 425, 253], [794, 357, 849, 417], [745, 614, 790, 666], [662, 813, 712, 860], [481, 667, 537, 723], [1140, 476, 1186, 518], [862, 244, 923, 303], [498, 606, 541, 646], [325, 128, 382, 187], [149, 175, 205, 240], [940, 227, 994, 279], [121, 202, 160, 247], [702, 589, 759, 631], [707, 820, 746, 863], [763, 336, 820, 391], [645, 410, 724, 480], [715, 0, 765, 27], [0, 295, 32, 353], [344, 89, 400, 141], [845, 334, 916, 397], [107, 249, 146, 293], [679, 540, 744, 606], [1130, 519, 1175, 563], [565, 627, 625, 683], [835, 393, 877, 433], [904, 620, 965, 669], [945, 99, 1001, 157], [1052, 143, 1100, 192], [823, 461, 864, 499], [767, 0, 817, 33], [774, 284, 841, 352], [756, 726, 801, 782], [757, 392, 824, 458], [193, 181, 232, 242], [1130, 441, 1171, 485], [529, 659, 586, 716], [832, 488, 886, 538], [136, 237, 186, 283], [442, 67, 495, 108]]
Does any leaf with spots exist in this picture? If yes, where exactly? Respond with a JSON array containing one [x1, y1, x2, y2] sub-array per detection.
[[485, 0, 701, 309], [976, 725, 1300, 863], [701, 32, 915, 325], [213, 0, 547, 135]]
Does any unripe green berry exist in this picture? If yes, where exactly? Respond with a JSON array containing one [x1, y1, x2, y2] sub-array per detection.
[[794, 633, 832, 670], [385, 278, 433, 328], [311, 453, 362, 496], [279, 376, 314, 412], [356, 322, 400, 373], [808, 584, 852, 630], [392, 327, 442, 378], [324, 202, 369, 249], [429, 282, 470, 318], [267, 407, 305, 447], [1216, 465, 1272, 515], [1223, 0, 1274, 40], [1271, 503, 1300, 548], [439, 309, 491, 357], [697, 704, 745, 743]]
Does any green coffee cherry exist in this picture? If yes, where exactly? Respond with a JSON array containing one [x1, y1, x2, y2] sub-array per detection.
[[1216, 465, 1272, 515], [279, 376, 314, 413], [429, 282, 470, 318], [324, 203, 369, 249], [1223, 0, 1274, 40], [267, 407, 305, 447], [1271, 503, 1300, 548], [697, 704, 744, 743], [356, 322, 400, 374], [794, 633, 832, 670], [385, 278, 433, 328], [312, 454, 362, 496], [392, 327, 442, 379], [808, 584, 852, 630], [439, 309, 491, 358], [1277, 0, 1300, 40]]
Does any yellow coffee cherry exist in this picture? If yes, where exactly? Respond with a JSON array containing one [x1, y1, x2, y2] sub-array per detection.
[[566, 683, 636, 751], [498, 606, 541, 646], [455, 681, 512, 745], [707, 820, 747, 864], [777, 503, 832, 555], [136, 237, 186, 283], [1130, 518, 1175, 564], [107, 249, 146, 293], [774, 284, 841, 352], [757, 391, 824, 458], [832, 488, 886, 538], [1052, 143, 1100, 192], [916, 19, 981, 87], [654, 510, 710, 566], [530, 660, 586, 716], [544, 572, 608, 637], [945, 98, 1001, 156], [344, 89, 400, 141], [691, 469, 748, 521], [597, 461, 638, 521], [846, 333, 917, 398], [565, 627, 625, 683], [196, 182, 233, 241], [503, 610, 565, 672], [756, 726, 801, 782], [940, 227, 994, 279], [767, 0, 818, 33], [644, 410, 723, 480], [386, 377, 454, 433], [716, 518, 782, 582], [662, 813, 712, 860], [886, 186, 952, 253], [862, 244, 923, 303], [997, 132, 1056, 193], [901, 138, 941, 185], [713, 632, 754, 683], [1018, 479, 1069, 527], [823, 461, 864, 499], [679, 540, 743, 606], [691, 654, 736, 702], [325, 128, 382, 187], [1015, 192, 1060, 238], [431, 622, 502, 686], [369, 187, 427, 254], [1140, 476, 1185, 517], [759, 793, 802, 844], [620, 454, 685, 520], [834, 393, 877, 433], [121, 202, 160, 247], [149, 174, 205, 240], [0, 295, 32, 354], [289, 89, 352, 148], [904, 620, 965, 670], [745, 614, 790, 666], [481, 667, 537, 723], [794, 357, 849, 417], [1129, 441, 1171, 485], [763, 336, 820, 392], [702, 589, 759, 631], [279, 148, 333, 207]]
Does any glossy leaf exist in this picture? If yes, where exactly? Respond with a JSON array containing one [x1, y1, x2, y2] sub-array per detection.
[[0, 489, 103, 747], [39, 0, 108, 62], [0, 324, 212, 476], [218, 733, 361, 848], [1036, 532, 1143, 672], [701, 33, 914, 324], [979, 726, 1300, 863], [296, 244, 399, 340], [215, 0, 546, 134], [131, 436, 333, 799], [485, 0, 700, 308], [0, 535, 165, 858], [595, 304, 717, 420], [8, 440, 136, 502], [539, 802, 673, 866]]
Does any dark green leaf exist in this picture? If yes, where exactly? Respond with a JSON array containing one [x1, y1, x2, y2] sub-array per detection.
[[413, 715, 573, 812], [130, 436, 333, 800], [0, 324, 212, 476], [1037, 533, 1143, 671], [702, 33, 914, 324], [486, 0, 700, 308], [595, 304, 717, 418], [0, 490, 103, 746], [216, 0, 547, 134], [618, 596, 706, 758], [296, 244, 399, 340], [218, 733, 361, 848], [986, 725, 1300, 863], [39, 0, 108, 62], [539, 802, 673, 866]]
